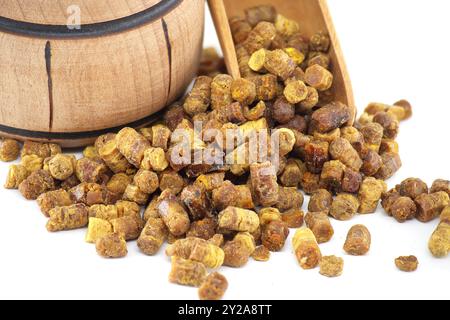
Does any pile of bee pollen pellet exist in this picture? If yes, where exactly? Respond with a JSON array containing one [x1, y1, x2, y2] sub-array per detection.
[[0, 5, 448, 300]]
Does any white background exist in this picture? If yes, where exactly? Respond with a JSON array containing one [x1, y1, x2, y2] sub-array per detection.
[[0, 0, 449, 300]]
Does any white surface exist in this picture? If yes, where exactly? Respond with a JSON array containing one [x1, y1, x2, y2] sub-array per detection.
[[0, 0, 449, 300]]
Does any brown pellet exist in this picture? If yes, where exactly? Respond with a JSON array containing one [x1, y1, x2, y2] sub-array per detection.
[[47, 154, 76, 181], [320, 160, 345, 193], [310, 31, 330, 52], [19, 169, 55, 200], [195, 172, 225, 192], [246, 5, 276, 26], [310, 102, 351, 134], [183, 76, 212, 117], [264, 49, 296, 80], [281, 208, 304, 228], [218, 207, 259, 233], [305, 211, 334, 244], [96, 233, 128, 258], [415, 191, 449, 223], [360, 123, 384, 153], [292, 228, 322, 269], [224, 102, 247, 125], [373, 112, 399, 140], [70, 183, 117, 206], [141, 147, 169, 172], [137, 217, 168, 255], [4, 165, 29, 189], [159, 170, 186, 195], [301, 172, 321, 195], [231, 78, 256, 105], [374, 152, 402, 181], [21, 141, 60, 159], [304, 139, 329, 174], [251, 75, 277, 102], [261, 220, 290, 252], [319, 256, 344, 278], [276, 187, 304, 212], [341, 168, 363, 194], [88, 204, 119, 222], [252, 245, 271, 262], [258, 207, 282, 226], [280, 159, 305, 188], [151, 124, 171, 151], [106, 173, 132, 196], [361, 150, 383, 177], [390, 197, 417, 223], [37, 189, 74, 217], [186, 218, 217, 240], [250, 162, 279, 207], [272, 97, 295, 124], [164, 103, 187, 132], [198, 272, 228, 301], [212, 181, 254, 211], [116, 127, 151, 168], [0, 139, 20, 162], [430, 179, 450, 196], [46, 204, 89, 232], [300, 86, 319, 110], [284, 80, 308, 104], [229, 17, 252, 44], [75, 157, 108, 184], [243, 22, 276, 54], [157, 192, 191, 236], [343, 225, 371, 256], [308, 53, 330, 69], [309, 189, 333, 213], [236, 45, 257, 78], [21, 155, 43, 173], [398, 178, 428, 200], [275, 14, 300, 37], [181, 183, 213, 220], [166, 237, 224, 269], [381, 188, 401, 216], [395, 256, 419, 272], [122, 184, 149, 205], [358, 177, 387, 214], [329, 138, 363, 172], [428, 206, 450, 257], [223, 232, 256, 268], [111, 215, 144, 241], [330, 193, 359, 221], [393, 99, 413, 120], [133, 169, 159, 195], [97, 138, 133, 174], [305, 64, 333, 91], [340, 126, 365, 154]]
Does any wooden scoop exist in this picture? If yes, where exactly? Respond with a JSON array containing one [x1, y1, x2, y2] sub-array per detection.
[[207, 0, 356, 124]]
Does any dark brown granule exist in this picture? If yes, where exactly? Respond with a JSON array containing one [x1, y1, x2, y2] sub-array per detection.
[[198, 272, 228, 300], [343, 225, 371, 256], [395, 256, 419, 272], [251, 245, 271, 262]]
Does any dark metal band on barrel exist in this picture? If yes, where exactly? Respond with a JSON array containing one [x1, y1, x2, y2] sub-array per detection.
[[0, 0, 182, 39], [0, 110, 164, 140]]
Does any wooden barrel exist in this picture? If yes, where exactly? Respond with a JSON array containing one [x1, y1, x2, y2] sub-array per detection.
[[0, 0, 205, 147]]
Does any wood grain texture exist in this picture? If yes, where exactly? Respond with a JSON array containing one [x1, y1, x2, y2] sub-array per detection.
[[0, 0, 160, 24], [222, 0, 356, 124], [0, 0, 204, 147]]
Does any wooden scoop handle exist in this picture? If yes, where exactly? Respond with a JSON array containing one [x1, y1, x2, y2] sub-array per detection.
[[207, 0, 241, 79]]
